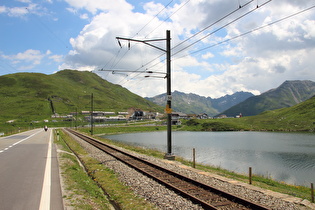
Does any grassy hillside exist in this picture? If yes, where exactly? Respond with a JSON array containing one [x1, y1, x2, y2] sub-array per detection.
[[182, 95, 315, 132], [241, 95, 315, 131], [0, 70, 163, 131]]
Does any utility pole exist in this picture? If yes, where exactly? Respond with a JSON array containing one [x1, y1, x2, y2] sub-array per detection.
[[90, 93, 94, 135], [75, 107, 78, 130], [165, 30, 174, 160], [116, 30, 174, 160]]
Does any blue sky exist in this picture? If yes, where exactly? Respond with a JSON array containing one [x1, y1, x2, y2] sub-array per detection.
[[1, 0, 315, 98]]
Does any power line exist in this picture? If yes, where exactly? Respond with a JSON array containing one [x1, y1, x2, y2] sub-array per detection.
[[134, 0, 174, 38], [172, 0, 272, 57], [0, 57, 19, 75], [145, 0, 191, 38], [114, 0, 253, 85], [101, 0, 176, 76], [174, 4, 315, 60], [143, 0, 268, 71], [172, 0, 254, 50], [25, 7, 69, 49], [113, 0, 190, 72]]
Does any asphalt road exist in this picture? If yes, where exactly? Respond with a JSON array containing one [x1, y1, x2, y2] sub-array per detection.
[[0, 128, 64, 210]]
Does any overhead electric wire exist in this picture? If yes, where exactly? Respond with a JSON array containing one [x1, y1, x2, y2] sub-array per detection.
[[112, 0, 191, 76], [143, 0, 269, 71], [101, 41, 123, 69], [172, 0, 272, 57], [174, 4, 315, 60], [102, 0, 175, 80], [134, 0, 174, 38], [110, 0, 194, 85], [142, 0, 264, 69], [111, 0, 274, 87], [0, 57, 19, 74], [25, 7, 69, 49], [118, 52, 166, 86], [172, 0, 254, 50], [145, 0, 191, 38]]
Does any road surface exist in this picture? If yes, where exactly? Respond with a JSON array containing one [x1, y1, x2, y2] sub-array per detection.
[[0, 128, 64, 210]]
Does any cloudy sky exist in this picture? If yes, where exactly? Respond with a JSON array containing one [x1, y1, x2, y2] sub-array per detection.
[[1, 0, 315, 98]]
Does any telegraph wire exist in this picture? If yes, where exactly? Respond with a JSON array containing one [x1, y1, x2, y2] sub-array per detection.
[[25, 7, 70, 49], [118, 52, 166, 86], [134, 0, 174, 38], [172, 0, 272, 57], [172, 0, 254, 50], [102, 0, 175, 79], [0, 57, 19, 75], [174, 4, 315, 60], [109, 0, 271, 87], [145, 0, 191, 38], [111, 0, 190, 73], [130, 0, 268, 73], [115, 0, 252, 84], [143, 0, 267, 71]]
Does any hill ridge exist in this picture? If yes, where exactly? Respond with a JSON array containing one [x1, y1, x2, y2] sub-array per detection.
[[0, 70, 162, 122]]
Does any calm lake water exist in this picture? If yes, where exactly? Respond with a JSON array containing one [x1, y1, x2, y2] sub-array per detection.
[[103, 131, 315, 186]]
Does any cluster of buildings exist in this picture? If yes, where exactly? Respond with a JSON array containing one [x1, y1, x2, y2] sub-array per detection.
[[51, 108, 163, 122], [50, 108, 212, 125]]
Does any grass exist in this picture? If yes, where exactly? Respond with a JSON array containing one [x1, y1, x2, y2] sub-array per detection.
[[55, 129, 157, 209], [79, 124, 167, 135]]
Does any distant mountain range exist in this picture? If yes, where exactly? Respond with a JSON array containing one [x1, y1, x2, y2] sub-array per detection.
[[146, 91, 254, 116], [147, 80, 315, 117], [1, 69, 315, 124], [220, 80, 315, 117]]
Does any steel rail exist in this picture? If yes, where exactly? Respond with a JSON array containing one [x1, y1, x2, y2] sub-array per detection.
[[65, 128, 270, 210]]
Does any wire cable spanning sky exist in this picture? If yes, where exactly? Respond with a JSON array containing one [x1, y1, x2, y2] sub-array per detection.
[[1, 0, 315, 98]]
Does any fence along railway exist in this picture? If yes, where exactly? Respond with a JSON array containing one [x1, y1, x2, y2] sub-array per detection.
[[65, 128, 270, 209]]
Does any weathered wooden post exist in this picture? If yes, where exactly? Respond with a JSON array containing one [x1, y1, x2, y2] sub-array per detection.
[[192, 148, 196, 168], [311, 183, 314, 203], [249, 167, 252, 185]]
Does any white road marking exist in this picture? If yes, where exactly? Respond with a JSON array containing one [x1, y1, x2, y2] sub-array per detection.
[[39, 129, 52, 210], [0, 129, 42, 153]]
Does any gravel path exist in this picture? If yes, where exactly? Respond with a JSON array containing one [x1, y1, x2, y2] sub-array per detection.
[[67, 132, 314, 210]]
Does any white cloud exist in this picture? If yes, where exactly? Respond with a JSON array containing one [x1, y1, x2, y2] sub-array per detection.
[[17, 0, 31, 3], [2, 49, 63, 71], [0, 3, 47, 18], [202, 52, 214, 59], [64, 0, 133, 15], [8, 49, 44, 64], [49, 55, 63, 62], [8, 6, 29, 17], [60, 0, 315, 98], [80, 13, 89, 20], [0, 6, 7, 14]]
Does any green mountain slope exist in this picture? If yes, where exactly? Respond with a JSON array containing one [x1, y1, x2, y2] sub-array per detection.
[[220, 80, 315, 117], [0, 70, 162, 122], [241, 94, 315, 131]]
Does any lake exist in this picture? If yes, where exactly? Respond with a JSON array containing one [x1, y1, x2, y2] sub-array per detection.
[[103, 131, 315, 186]]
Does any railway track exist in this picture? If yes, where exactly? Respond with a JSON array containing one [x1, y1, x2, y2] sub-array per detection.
[[65, 128, 270, 210]]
